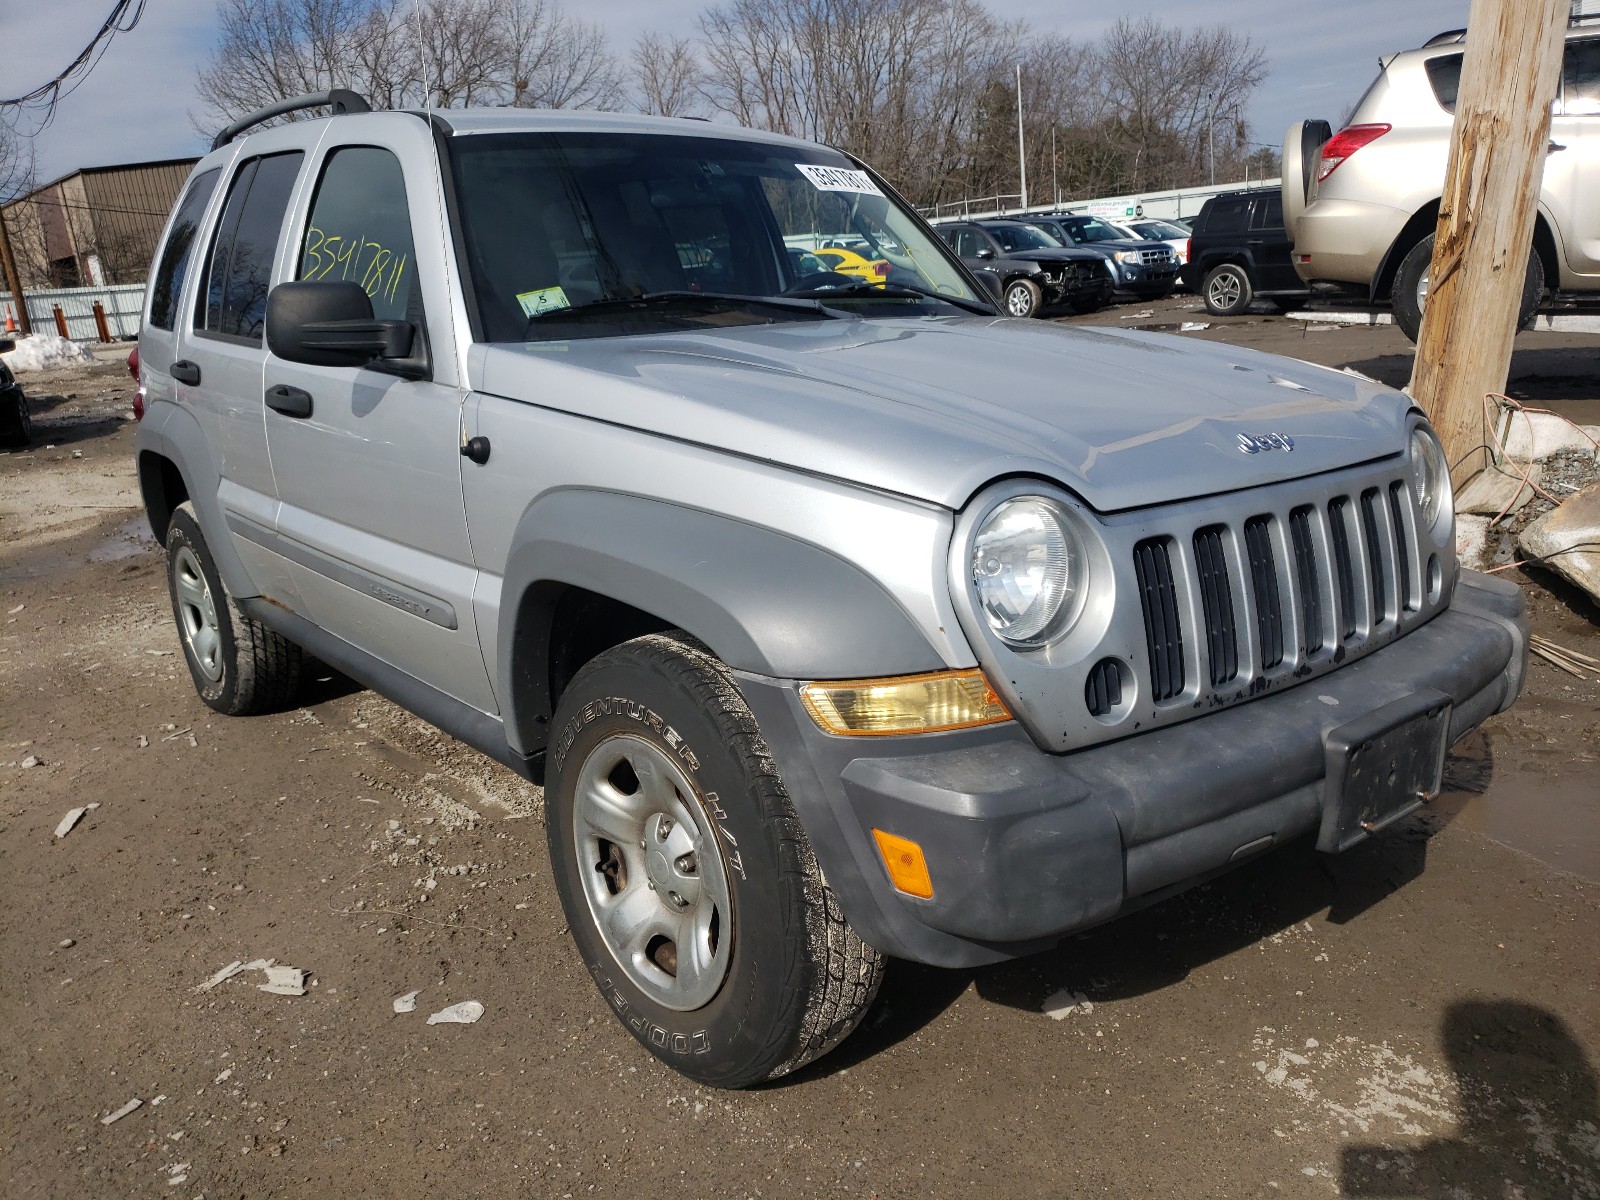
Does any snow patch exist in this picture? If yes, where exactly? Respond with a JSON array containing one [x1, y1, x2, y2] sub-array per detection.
[[1, 333, 95, 372]]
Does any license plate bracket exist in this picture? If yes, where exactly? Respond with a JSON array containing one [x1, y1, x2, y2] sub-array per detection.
[[1318, 690, 1452, 853]]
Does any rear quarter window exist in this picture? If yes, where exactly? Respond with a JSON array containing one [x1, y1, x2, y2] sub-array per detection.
[[148, 169, 221, 331], [1426, 53, 1464, 114]]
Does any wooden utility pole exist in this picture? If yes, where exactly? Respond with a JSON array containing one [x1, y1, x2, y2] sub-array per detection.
[[0, 202, 32, 336], [1409, 0, 1567, 486]]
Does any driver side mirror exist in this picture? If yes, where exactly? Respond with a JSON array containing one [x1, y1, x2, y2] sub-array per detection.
[[266, 281, 413, 368], [975, 248, 995, 260]]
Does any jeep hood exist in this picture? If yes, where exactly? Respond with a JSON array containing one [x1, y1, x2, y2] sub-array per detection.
[[471, 316, 1412, 512]]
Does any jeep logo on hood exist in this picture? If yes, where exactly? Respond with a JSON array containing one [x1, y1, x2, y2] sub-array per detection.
[[1237, 432, 1295, 454]]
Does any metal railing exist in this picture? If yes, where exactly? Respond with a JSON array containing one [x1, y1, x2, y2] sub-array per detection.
[[0, 282, 145, 342]]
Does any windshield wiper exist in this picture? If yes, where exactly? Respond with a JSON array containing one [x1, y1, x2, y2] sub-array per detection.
[[785, 281, 994, 315], [525, 290, 839, 330]]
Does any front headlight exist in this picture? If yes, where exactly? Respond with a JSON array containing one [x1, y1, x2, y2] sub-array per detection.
[[1409, 426, 1452, 535], [1114, 250, 1139, 264], [970, 497, 1089, 646]]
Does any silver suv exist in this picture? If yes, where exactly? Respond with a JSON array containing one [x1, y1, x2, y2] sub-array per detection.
[[137, 91, 1527, 1088], [1284, 20, 1600, 340]]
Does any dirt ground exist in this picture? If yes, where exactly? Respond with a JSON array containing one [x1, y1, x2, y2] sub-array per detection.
[[2, 311, 1598, 1200]]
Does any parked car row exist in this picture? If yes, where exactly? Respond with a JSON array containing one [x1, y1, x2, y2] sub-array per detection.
[[934, 220, 1111, 317]]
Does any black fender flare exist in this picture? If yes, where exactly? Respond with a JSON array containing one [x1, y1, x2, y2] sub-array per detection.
[[497, 489, 948, 757]]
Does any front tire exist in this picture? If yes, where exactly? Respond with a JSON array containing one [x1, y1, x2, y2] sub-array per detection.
[[1003, 277, 1043, 318], [546, 633, 883, 1088], [1391, 232, 1544, 344], [1202, 263, 1254, 316], [164, 502, 303, 715], [1134, 282, 1174, 302]]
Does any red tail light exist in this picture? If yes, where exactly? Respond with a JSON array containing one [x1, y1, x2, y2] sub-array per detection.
[[1315, 124, 1391, 183], [1185, 238, 1192, 262]]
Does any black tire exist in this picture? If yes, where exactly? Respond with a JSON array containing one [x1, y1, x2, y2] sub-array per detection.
[[1391, 233, 1545, 344], [0, 391, 29, 449], [1202, 263, 1254, 316], [546, 633, 883, 1088], [1002, 277, 1043, 319], [164, 501, 303, 715], [1068, 294, 1104, 314]]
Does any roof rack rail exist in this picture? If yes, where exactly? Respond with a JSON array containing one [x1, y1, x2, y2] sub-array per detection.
[[1422, 28, 1467, 47], [211, 89, 372, 152]]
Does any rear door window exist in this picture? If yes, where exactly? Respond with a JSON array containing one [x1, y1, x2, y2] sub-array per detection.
[[1426, 53, 1464, 113], [1563, 38, 1600, 115], [1249, 193, 1283, 231], [197, 152, 304, 343], [149, 169, 221, 331], [299, 147, 418, 321]]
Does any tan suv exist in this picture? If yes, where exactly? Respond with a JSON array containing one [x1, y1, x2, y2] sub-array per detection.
[[1283, 20, 1600, 341]]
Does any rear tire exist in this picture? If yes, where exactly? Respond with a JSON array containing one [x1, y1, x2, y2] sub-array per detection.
[[1202, 263, 1254, 316], [164, 502, 303, 715], [0, 392, 29, 449], [546, 633, 883, 1088], [1003, 277, 1043, 319], [1391, 233, 1545, 344]]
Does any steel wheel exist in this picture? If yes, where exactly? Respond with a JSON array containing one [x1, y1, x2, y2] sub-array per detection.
[[171, 543, 222, 682], [572, 732, 733, 1011]]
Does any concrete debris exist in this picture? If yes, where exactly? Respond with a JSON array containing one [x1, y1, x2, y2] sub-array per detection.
[[1519, 480, 1600, 606], [214, 1068, 233, 1084], [22, 755, 41, 768], [1456, 463, 1541, 518], [1498, 412, 1600, 461], [425, 1000, 484, 1026], [1179, 321, 1211, 332], [7, 603, 23, 614], [1455, 515, 1492, 570], [54, 802, 99, 838], [257, 966, 308, 996], [1042, 989, 1094, 1020], [100, 1098, 143, 1125], [1119, 310, 1155, 320], [393, 989, 421, 1014]]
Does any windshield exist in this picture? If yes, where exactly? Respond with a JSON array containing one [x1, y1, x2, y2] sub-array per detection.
[[989, 224, 1061, 252], [446, 132, 982, 340], [1060, 217, 1128, 245], [1137, 221, 1187, 239]]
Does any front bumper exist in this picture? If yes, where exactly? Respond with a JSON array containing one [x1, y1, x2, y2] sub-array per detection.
[[738, 571, 1527, 968]]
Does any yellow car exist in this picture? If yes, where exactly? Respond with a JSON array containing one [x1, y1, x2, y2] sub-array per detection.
[[813, 246, 890, 287]]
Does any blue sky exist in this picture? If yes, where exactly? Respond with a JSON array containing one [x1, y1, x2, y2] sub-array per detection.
[[13, 0, 1472, 187]]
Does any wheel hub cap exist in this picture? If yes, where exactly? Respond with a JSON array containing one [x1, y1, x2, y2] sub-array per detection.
[[172, 544, 222, 682], [572, 734, 732, 1011]]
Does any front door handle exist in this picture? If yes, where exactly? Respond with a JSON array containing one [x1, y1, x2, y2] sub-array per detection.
[[265, 384, 314, 419], [171, 359, 201, 386]]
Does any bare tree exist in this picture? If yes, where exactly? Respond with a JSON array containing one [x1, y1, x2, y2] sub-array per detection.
[[633, 33, 702, 117], [195, 0, 621, 128]]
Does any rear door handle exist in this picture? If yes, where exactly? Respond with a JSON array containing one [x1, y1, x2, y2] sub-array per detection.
[[265, 384, 314, 419], [171, 359, 201, 386]]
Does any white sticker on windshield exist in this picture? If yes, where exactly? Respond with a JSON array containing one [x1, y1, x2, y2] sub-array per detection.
[[795, 164, 884, 196]]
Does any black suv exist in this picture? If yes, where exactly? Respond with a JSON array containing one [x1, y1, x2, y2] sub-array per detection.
[[1026, 215, 1179, 301], [935, 220, 1113, 317], [1179, 190, 1308, 316]]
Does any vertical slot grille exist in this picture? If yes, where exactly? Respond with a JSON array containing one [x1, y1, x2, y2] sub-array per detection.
[[1389, 482, 1416, 612], [1085, 659, 1123, 717], [1244, 516, 1284, 671], [1134, 538, 1185, 702], [1192, 526, 1238, 685], [1289, 506, 1323, 656], [1360, 487, 1387, 622], [1329, 497, 1358, 640]]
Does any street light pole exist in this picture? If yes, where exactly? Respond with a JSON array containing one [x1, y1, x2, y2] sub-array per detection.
[[1016, 63, 1029, 211]]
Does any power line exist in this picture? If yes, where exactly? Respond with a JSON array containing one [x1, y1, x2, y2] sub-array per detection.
[[1, 0, 148, 134]]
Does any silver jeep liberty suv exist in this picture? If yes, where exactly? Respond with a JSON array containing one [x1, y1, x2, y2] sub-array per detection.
[[136, 91, 1528, 1087]]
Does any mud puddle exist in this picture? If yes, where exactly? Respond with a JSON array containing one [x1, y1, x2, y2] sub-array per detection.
[[1438, 730, 1600, 883], [0, 515, 156, 586]]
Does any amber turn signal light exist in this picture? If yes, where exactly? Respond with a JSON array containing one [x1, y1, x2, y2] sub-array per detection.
[[799, 668, 1011, 737], [872, 829, 934, 899]]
